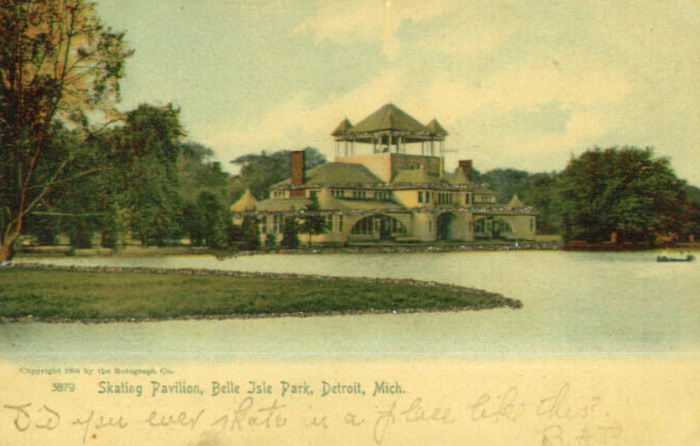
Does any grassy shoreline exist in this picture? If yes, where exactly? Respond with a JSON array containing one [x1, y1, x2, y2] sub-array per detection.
[[0, 264, 521, 323], [15, 240, 562, 259], [19, 239, 699, 259]]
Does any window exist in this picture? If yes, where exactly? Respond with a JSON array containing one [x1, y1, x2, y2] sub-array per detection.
[[429, 220, 432, 231], [310, 190, 318, 198], [418, 191, 423, 203], [351, 215, 407, 235], [352, 216, 372, 234], [437, 192, 453, 204], [339, 215, 343, 231], [426, 191, 431, 204], [332, 189, 347, 198]]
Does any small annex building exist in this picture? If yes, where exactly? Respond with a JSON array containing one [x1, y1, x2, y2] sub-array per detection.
[[230, 103, 537, 244]]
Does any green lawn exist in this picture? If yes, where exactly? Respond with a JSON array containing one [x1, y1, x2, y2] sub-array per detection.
[[0, 267, 520, 321]]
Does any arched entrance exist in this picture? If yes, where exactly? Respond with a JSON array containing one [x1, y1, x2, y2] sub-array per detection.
[[436, 212, 456, 240], [351, 214, 407, 240]]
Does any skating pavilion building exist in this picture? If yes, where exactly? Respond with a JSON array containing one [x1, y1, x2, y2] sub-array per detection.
[[230, 103, 537, 244]]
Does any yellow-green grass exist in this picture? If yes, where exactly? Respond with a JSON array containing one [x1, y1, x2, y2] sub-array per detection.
[[0, 267, 520, 321]]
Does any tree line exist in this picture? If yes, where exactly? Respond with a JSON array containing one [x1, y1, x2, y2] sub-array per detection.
[[18, 107, 329, 253], [473, 147, 699, 243]]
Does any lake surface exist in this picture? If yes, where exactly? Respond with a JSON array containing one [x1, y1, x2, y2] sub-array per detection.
[[3, 250, 699, 360]]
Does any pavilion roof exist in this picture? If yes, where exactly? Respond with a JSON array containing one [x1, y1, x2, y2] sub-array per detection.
[[426, 119, 448, 136], [348, 103, 430, 135], [229, 189, 258, 211], [331, 118, 353, 136]]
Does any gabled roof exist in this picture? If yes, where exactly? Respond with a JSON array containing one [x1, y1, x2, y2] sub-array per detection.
[[426, 119, 448, 136], [230, 189, 258, 211], [332, 118, 353, 136], [506, 194, 526, 208], [275, 162, 383, 186], [349, 103, 429, 134]]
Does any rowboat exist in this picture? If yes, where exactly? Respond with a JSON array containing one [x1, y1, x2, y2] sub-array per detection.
[[656, 254, 695, 262]]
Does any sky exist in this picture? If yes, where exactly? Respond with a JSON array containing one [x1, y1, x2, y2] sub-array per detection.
[[96, 0, 700, 183]]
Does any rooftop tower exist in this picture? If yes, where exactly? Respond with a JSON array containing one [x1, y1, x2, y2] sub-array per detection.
[[331, 103, 448, 157]]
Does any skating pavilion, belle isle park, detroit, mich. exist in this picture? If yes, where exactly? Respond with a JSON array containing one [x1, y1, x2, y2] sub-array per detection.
[[230, 103, 537, 244]]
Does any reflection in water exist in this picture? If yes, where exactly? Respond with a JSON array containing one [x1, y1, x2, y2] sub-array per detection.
[[3, 251, 699, 359]]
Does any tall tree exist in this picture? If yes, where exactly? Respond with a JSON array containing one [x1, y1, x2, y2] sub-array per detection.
[[240, 215, 260, 251], [280, 215, 300, 249], [0, 0, 132, 260], [195, 191, 228, 249], [110, 104, 185, 245], [518, 172, 562, 234], [558, 147, 688, 243], [176, 141, 242, 208], [478, 169, 531, 203], [300, 193, 327, 246]]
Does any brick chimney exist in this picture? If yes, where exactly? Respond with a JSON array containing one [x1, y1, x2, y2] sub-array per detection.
[[290, 150, 305, 185], [458, 160, 473, 181]]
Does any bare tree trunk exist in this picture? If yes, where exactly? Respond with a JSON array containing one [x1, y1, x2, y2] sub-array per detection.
[[0, 237, 16, 262]]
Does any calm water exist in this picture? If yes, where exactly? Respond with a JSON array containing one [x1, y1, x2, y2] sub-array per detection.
[[3, 250, 699, 359]]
